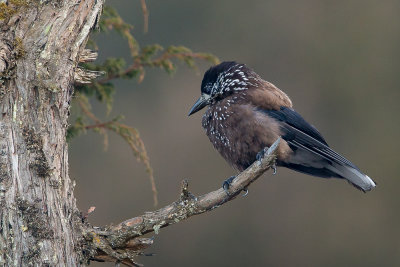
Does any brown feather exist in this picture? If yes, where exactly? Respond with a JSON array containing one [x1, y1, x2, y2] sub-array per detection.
[[202, 97, 292, 171], [247, 81, 292, 110]]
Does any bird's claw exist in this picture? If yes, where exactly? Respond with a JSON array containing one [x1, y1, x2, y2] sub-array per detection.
[[242, 188, 249, 197], [222, 176, 249, 197], [271, 162, 277, 175]]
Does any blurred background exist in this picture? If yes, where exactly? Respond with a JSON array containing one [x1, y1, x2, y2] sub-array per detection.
[[70, 0, 400, 266]]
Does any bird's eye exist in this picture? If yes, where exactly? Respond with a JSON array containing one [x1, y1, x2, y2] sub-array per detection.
[[204, 83, 213, 94]]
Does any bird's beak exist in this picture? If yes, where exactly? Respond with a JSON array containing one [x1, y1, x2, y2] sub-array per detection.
[[188, 94, 210, 116]]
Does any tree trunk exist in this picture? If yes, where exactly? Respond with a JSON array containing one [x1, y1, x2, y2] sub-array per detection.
[[0, 1, 103, 266]]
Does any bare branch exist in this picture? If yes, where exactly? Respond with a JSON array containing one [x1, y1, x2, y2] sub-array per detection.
[[74, 67, 105, 84], [79, 49, 99, 63], [86, 138, 281, 265], [75, 49, 104, 83]]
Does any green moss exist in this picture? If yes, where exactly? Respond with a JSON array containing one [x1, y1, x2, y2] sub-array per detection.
[[0, 3, 14, 20], [0, 0, 42, 20], [0, 0, 31, 20], [13, 37, 25, 59]]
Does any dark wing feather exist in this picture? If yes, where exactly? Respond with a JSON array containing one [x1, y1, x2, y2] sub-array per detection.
[[265, 106, 328, 145], [260, 106, 360, 170]]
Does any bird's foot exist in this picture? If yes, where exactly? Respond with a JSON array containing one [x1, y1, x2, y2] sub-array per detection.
[[256, 141, 280, 175], [222, 176, 235, 195], [256, 146, 269, 162], [222, 176, 249, 197]]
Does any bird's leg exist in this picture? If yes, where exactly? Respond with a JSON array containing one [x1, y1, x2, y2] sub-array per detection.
[[222, 176, 235, 195]]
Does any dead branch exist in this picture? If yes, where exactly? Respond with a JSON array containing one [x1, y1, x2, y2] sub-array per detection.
[[79, 49, 99, 63], [74, 67, 105, 84], [86, 138, 281, 265], [75, 49, 104, 84]]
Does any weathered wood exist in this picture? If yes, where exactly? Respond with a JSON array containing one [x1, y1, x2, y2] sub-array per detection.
[[87, 139, 280, 265], [0, 1, 103, 266]]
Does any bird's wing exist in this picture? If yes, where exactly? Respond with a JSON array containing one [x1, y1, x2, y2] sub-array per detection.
[[259, 106, 360, 170]]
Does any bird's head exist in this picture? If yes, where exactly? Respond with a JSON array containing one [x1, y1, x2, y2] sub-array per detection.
[[188, 61, 257, 116]]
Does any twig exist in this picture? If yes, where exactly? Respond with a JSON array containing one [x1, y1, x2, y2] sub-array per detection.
[[85, 121, 112, 129], [139, 0, 149, 33], [87, 138, 281, 265], [96, 52, 212, 84]]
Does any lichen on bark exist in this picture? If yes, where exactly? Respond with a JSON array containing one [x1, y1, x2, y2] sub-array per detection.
[[16, 197, 54, 239], [22, 126, 51, 178]]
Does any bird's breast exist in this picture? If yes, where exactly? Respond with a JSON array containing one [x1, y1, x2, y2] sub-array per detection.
[[202, 100, 292, 171]]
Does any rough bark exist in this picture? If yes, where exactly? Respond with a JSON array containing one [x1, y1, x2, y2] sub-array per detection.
[[0, 1, 103, 266]]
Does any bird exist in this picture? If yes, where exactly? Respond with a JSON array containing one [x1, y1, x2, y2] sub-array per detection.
[[188, 61, 376, 192]]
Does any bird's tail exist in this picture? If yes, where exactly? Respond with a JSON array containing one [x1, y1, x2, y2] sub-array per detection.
[[328, 163, 376, 192]]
